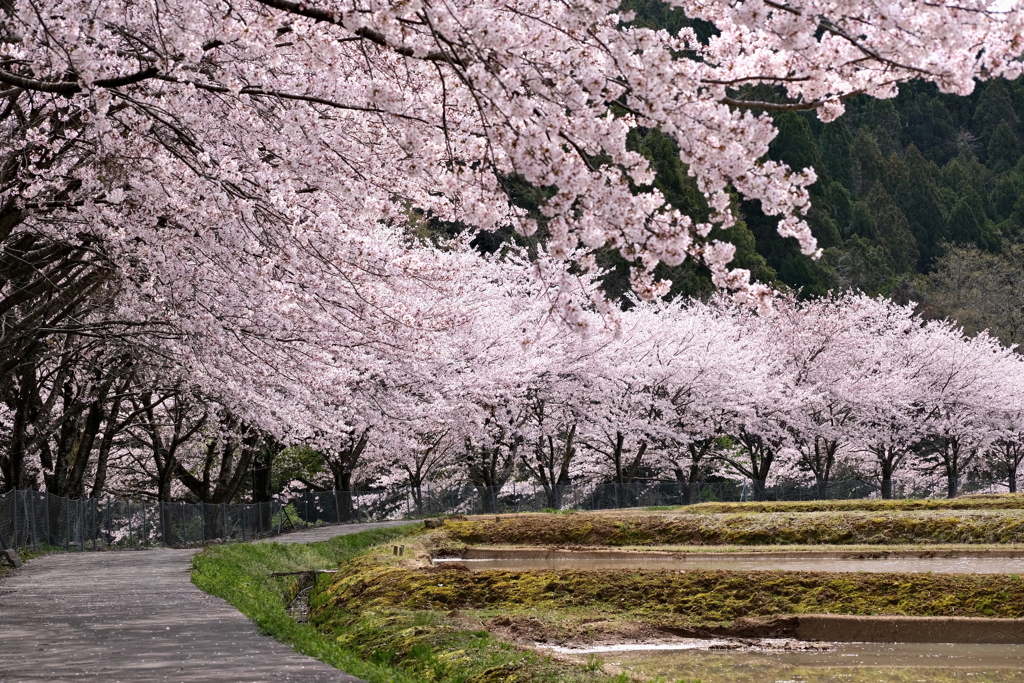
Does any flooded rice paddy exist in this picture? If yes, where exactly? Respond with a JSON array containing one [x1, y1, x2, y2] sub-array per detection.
[[436, 548, 1024, 678], [543, 640, 1024, 682]]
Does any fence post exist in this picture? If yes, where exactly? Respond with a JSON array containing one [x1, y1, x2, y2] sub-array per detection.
[[161, 501, 168, 547], [29, 490, 37, 551], [44, 493, 50, 547], [181, 502, 187, 546], [200, 503, 206, 544], [64, 497, 70, 550], [127, 500, 133, 547], [334, 489, 341, 525], [12, 489, 18, 550], [221, 503, 227, 541], [106, 499, 113, 548]]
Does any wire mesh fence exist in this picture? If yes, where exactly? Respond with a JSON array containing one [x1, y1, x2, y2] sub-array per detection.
[[0, 475, 1011, 552], [286, 475, 995, 521], [379, 477, 925, 518], [0, 490, 284, 552]]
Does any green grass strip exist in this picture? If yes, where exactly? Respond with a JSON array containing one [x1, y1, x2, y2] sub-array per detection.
[[442, 509, 1024, 546], [662, 494, 1024, 514], [192, 526, 638, 683], [191, 525, 424, 683]]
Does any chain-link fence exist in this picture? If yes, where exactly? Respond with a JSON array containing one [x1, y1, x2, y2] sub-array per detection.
[[0, 490, 284, 552], [375, 478, 923, 518], [287, 476, 995, 521], [1, 476, 1011, 552]]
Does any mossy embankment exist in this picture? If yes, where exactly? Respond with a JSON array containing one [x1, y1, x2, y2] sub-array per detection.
[[192, 525, 423, 683], [195, 507, 1024, 682], [669, 493, 1024, 514], [320, 557, 1024, 633], [438, 509, 1024, 547], [193, 526, 637, 683]]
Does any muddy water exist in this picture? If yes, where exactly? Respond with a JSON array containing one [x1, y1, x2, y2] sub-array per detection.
[[546, 641, 1024, 682], [435, 554, 1024, 574]]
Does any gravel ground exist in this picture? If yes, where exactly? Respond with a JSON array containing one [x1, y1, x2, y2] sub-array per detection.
[[0, 521, 410, 682]]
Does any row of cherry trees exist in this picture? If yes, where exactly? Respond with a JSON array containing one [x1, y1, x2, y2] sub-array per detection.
[[2, 232, 1022, 502], [337, 286, 1024, 504], [3, 0, 1024, 501]]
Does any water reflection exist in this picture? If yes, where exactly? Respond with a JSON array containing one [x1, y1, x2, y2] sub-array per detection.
[[541, 640, 1024, 682]]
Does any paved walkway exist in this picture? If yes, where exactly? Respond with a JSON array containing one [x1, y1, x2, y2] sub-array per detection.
[[0, 521, 410, 682]]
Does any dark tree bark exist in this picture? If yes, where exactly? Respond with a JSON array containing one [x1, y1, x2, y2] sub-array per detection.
[[521, 422, 577, 509], [402, 431, 449, 514], [722, 428, 780, 502], [987, 439, 1024, 493], [672, 438, 717, 505]]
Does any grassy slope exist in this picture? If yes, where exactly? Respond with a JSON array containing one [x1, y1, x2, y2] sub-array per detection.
[[194, 506, 1024, 682], [191, 525, 423, 683], [439, 509, 1024, 546], [191, 526, 633, 683], [0, 548, 56, 580], [670, 494, 1024, 514]]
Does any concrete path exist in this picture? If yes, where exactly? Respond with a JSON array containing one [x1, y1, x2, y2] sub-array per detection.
[[0, 521, 410, 682]]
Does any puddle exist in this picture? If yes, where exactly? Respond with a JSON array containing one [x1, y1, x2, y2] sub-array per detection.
[[435, 553, 1024, 574], [542, 640, 1024, 682]]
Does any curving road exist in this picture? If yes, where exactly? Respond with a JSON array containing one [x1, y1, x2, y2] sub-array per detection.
[[0, 521, 408, 682]]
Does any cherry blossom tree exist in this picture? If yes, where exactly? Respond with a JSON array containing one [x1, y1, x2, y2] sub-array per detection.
[[772, 294, 918, 498], [911, 323, 1018, 498], [3, 1, 1024, 503], [608, 297, 761, 503], [986, 423, 1024, 494], [3, 0, 1022, 352]]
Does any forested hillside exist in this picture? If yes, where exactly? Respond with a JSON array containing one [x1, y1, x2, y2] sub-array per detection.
[[635, 1, 1024, 349], [469, 2, 1024, 348]]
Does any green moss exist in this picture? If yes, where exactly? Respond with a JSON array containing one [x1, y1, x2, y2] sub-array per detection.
[[666, 494, 1024, 515], [310, 602, 629, 682], [319, 561, 1024, 629], [193, 528, 631, 683], [441, 510, 1024, 547]]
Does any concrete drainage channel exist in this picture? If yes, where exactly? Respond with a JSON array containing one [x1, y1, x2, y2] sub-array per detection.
[[795, 613, 1024, 644]]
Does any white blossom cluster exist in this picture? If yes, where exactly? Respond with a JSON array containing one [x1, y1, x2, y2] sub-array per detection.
[[2, 0, 1022, 319], [2, 1, 1024, 500]]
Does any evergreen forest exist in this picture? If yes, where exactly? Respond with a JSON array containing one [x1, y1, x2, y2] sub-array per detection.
[[466, 2, 1024, 350]]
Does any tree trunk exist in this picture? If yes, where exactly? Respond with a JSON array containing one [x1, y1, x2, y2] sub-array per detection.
[[947, 470, 959, 499], [412, 482, 424, 514], [881, 461, 893, 500], [250, 437, 280, 503]]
